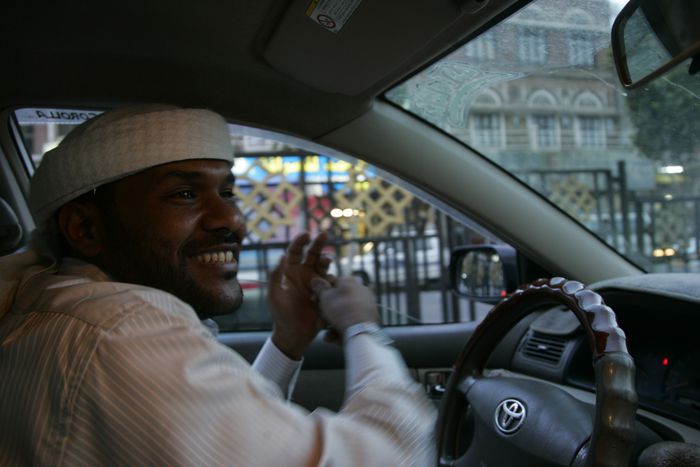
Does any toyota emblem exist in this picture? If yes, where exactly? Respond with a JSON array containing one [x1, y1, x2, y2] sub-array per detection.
[[494, 399, 526, 434]]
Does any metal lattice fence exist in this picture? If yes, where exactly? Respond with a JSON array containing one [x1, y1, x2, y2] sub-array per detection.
[[216, 154, 700, 332], [215, 152, 486, 331]]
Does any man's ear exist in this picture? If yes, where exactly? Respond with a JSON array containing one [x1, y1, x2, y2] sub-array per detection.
[[56, 201, 105, 258]]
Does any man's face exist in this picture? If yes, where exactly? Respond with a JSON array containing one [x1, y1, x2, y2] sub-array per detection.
[[95, 159, 246, 319]]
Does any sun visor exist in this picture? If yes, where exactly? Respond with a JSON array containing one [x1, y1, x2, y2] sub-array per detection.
[[263, 0, 494, 96]]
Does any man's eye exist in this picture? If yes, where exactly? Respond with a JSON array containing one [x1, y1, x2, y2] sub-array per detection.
[[221, 189, 237, 200], [174, 190, 196, 199]]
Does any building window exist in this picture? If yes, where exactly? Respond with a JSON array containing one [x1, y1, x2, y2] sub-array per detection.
[[464, 32, 496, 61], [472, 88, 502, 109], [519, 28, 548, 64], [577, 116, 606, 148], [568, 32, 595, 66], [471, 113, 504, 148], [573, 91, 603, 110], [531, 115, 559, 149]]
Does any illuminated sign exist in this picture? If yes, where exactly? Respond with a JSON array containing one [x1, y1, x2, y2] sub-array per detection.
[[234, 155, 369, 183]]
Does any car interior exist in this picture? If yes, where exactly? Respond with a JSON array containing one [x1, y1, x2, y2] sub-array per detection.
[[2, 0, 700, 465]]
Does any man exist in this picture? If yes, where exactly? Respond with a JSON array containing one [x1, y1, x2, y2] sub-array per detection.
[[0, 105, 436, 466]]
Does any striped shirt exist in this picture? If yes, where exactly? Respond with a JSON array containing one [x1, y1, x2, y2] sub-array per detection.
[[0, 253, 436, 466]]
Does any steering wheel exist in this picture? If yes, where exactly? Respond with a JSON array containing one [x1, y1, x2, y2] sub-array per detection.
[[436, 277, 638, 467]]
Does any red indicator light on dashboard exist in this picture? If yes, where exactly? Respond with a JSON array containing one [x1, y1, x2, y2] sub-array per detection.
[[662, 357, 669, 367]]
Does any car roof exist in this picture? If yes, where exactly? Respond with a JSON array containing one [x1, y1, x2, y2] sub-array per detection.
[[2, 0, 523, 138]]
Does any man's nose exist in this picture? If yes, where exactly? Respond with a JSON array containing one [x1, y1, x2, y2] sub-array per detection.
[[201, 195, 247, 239]]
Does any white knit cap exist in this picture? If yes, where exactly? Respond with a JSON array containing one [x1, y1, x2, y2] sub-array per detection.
[[29, 104, 234, 226]]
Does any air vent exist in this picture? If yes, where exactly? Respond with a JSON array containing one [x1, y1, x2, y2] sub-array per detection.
[[522, 331, 567, 365]]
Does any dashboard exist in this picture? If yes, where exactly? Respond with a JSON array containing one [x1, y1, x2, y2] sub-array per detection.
[[505, 273, 700, 439], [590, 275, 700, 431], [600, 292, 699, 429]]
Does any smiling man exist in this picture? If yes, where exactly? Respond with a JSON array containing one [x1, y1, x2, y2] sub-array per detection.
[[67, 160, 247, 317], [0, 105, 435, 466]]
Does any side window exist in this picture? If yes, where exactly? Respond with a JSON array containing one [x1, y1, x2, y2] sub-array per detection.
[[222, 128, 502, 331], [14, 108, 506, 331]]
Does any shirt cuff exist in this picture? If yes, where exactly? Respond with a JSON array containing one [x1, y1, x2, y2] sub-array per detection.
[[252, 337, 302, 400], [344, 322, 393, 346], [344, 333, 409, 397]]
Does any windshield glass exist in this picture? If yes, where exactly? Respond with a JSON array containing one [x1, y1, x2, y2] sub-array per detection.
[[387, 0, 700, 273]]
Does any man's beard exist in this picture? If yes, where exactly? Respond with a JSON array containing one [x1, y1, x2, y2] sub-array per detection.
[[97, 217, 243, 320]]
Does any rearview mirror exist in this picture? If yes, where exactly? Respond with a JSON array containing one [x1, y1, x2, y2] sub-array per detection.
[[611, 0, 700, 89], [449, 245, 518, 303]]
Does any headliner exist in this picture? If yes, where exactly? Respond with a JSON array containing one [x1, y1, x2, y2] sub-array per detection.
[[2, 0, 521, 138]]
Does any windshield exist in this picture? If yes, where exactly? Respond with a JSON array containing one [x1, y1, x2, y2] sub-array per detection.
[[387, 0, 700, 273]]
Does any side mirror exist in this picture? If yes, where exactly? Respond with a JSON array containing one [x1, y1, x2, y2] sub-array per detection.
[[449, 245, 518, 303], [612, 0, 700, 89]]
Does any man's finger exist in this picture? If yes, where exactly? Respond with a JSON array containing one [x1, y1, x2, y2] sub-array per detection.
[[268, 255, 287, 285], [316, 255, 332, 272], [310, 276, 332, 296], [324, 273, 337, 286], [286, 232, 311, 265], [303, 231, 328, 267]]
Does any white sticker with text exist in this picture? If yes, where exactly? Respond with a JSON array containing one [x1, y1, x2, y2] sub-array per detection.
[[15, 108, 102, 125], [305, 0, 362, 33]]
